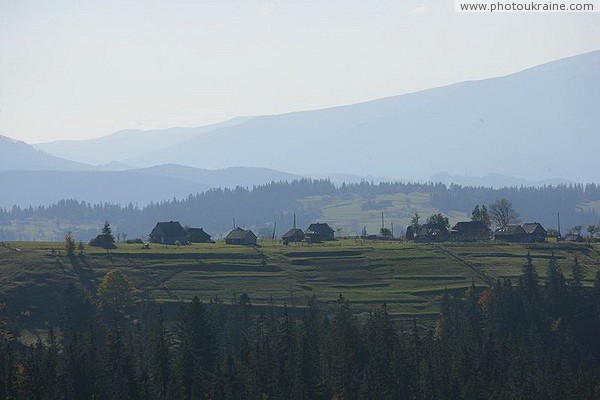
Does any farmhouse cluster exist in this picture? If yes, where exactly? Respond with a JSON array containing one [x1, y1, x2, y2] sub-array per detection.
[[145, 220, 336, 246], [406, 221, 560, 243]]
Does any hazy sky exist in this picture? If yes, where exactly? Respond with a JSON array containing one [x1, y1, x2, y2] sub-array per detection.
[[1, 0, 599, 143]]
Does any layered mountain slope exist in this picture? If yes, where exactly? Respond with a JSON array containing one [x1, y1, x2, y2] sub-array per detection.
[[0, 135, 91, 171], [34, 117, 251, 166], [123, 51, 600, 182]]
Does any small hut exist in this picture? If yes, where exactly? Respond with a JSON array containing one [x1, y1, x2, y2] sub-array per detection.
[[225, 227, 258, 246], [187, 228, 213, 243]]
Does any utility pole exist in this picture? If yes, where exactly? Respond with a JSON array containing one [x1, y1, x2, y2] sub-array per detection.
[[381, 212, 384, 230], [293, 213, 296, 229], [557, 212, 561, 238]]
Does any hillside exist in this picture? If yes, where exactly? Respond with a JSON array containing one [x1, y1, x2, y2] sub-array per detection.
[[1, 240, 598, 333], [0, 135, 91, 171]]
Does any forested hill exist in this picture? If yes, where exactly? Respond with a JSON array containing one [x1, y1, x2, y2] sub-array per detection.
[[1, 179, 600, 241]]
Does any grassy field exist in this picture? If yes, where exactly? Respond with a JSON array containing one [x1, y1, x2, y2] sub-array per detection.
[[298, 192, 470, 237], [1, 239, 599, 335]]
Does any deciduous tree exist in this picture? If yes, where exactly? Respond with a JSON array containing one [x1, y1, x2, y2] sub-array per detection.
[[489, 199, 520, 228]]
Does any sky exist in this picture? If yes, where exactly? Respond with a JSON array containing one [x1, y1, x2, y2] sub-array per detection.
[[1, 0, 599, 144]]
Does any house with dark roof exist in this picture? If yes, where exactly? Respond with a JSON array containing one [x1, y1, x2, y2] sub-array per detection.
[[522, 223, 547, 242], [451, 221, 491, 242], [282, 228, 304, 244], [563, 233, 584, 242], [494, 225, 527, 242], [187, 227, 213, 243], [305, 223, 335, 242], [225, 227, 258, 245], [149, 221, 189, 244], [415, 223, 450, 242]]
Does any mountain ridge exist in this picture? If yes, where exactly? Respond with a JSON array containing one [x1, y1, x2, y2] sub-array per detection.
[[122, 50, 600, 181]]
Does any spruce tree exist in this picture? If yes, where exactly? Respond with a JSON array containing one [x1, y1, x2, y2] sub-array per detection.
[[544, 252, 566, 317], [571, 256, 584, 290]]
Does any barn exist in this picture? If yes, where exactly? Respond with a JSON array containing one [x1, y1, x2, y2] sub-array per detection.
[[149, 221, 189, 245]]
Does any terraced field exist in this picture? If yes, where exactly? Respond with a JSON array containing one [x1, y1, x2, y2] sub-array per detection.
[[1, 240, 599, 333]]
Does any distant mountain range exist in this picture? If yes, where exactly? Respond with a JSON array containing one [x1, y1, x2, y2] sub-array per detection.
[[0, 164, 302, 208], [0, 135, 91, 171], [28, 50, 600, 182], [33, 117, 251, 166], [2, 51, 598, 208]]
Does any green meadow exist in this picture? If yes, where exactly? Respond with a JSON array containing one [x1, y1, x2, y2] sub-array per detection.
[[1, 239, 599, 333]]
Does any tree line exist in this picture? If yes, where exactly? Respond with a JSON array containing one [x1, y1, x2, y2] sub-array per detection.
[[1, 254, 600, 399], [1, 180, 599, 241]]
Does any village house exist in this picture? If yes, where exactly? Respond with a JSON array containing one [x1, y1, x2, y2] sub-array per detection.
[[415, 223, 450, 242], [494, 225, 528, 242], [522, 222, 548, 242], [187, 227, 213, 243], [305, 223, 335, 242], [563, 233, 584, 242], [149, 221, 189, 245], [451, 221, 491, 242], [282, 228, 305, 244], [225, 227, 258, 246]]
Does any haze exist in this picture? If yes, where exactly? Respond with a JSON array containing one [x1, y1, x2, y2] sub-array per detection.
[[1, 0, 600, 143]]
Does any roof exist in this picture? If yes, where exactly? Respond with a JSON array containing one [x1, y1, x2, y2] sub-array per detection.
[[188, 227, 209, 235], [522, 223, 546, 235], [188, 227, 211, 238], [307, 223, 334, 234], [417, 223, 449, 236], [453, 221, 489, 232], [151, 221, 187, 236], [564, 233, 584, 242], [282, 228, 304, 239], [225, 227, 257, 240], [495, 225, 526, 236]]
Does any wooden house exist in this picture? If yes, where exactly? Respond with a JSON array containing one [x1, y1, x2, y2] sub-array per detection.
[[522, 223, 547, 242], [451, 221, 491, 242], [187, 227, 213, 243], [225, 227, 258, 246], [149, 221, 189, 245], [282, 228, 305, 244], [415, 223, 450, 242], [494, 225, 527, 242], [305, 223, 335, 242]]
